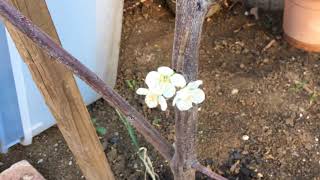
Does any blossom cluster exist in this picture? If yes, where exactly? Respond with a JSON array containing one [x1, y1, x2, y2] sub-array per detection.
[[136, 66, 205, 111]]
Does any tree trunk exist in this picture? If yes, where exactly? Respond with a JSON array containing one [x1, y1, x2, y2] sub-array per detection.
[[5, 0, 115, 179], [170, 0, 212, 179]]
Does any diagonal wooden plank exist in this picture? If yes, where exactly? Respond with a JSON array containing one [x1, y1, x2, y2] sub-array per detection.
[[5, 0, 115, 179]]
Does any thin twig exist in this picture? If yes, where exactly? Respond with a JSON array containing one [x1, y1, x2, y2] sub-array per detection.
[[262, 39, 276, 52], [192, 162, 228, 180]]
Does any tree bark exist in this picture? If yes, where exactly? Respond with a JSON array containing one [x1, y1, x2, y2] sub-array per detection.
[[5, 0, 115, 179], [170, 0, 213, 179]]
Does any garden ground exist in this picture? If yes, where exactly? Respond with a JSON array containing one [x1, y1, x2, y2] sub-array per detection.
[[1, 0, 319, 179]]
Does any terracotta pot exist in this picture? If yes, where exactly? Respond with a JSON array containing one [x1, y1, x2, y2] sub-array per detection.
[[283, 0, 320, 52]]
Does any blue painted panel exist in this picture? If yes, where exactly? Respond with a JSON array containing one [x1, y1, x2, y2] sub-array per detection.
[[46, 0, 98, 104], [0, 22, 24, 153]]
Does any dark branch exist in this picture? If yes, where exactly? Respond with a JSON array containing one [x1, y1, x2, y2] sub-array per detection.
[[192, 162, 228, 180]]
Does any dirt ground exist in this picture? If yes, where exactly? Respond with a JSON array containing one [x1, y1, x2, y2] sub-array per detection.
[[1, 0, 320, 179]]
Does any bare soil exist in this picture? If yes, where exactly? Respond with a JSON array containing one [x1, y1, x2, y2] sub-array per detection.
[[1, 1, 320, 179]]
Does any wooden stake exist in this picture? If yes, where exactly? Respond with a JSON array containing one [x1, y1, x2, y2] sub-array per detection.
[[5, 0, 115, 179]]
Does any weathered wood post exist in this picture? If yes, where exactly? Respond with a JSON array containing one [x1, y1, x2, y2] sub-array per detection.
[[170, 0, 215, 179], [5, 0, 115, 179]]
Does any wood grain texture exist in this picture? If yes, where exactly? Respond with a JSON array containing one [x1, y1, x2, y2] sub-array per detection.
[[5, 1, 115, 179]]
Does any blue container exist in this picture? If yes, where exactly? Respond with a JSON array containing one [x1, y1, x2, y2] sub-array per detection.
[[0, 23, 24, 153]]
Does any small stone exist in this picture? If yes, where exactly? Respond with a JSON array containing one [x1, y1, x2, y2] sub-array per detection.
[[263, 58, 270, 63], [257, 173, 263, 178], [68, 161, 73, 166], [285, 118, 294, 126], [37, 159, 43, 164], [240, 64, 245, 69], [53, 143, 58, 147], [133, 163, 138, 169], [231, 89, 239, 95], [292, 151, 299, 157], [0, 162, 3, 166], [242, 150, 249, 155], [242, 135, 249, 141], [315, 137, 319, 142]]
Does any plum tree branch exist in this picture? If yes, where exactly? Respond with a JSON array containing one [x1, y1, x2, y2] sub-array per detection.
[[0, 0, 226, 179], [170, 0, 228, 179]]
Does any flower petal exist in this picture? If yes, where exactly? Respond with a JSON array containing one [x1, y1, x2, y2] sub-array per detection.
[[145, 71, 160, 88], [187, 80, 203, 89], [157, 66, 174, 76], [145, 94, 158, 108], [149, 86, 164, 95], [136, 88, 149, 95], [191, 89, 205, 104], [162, 85, 176, 98], [170, 73, 186, 88], [172, 95, 178, 106], [158, 96, 167, 111], [173, 88, 187, 106], [176, 99, 193, 111]]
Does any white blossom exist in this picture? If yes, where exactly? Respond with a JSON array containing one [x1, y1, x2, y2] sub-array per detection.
[[173, 80, 205, 111], [145, 66, 186, 98], [137, 66, 205, 112], [136, 88, 167, 111]]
